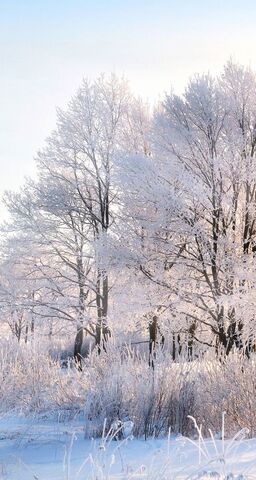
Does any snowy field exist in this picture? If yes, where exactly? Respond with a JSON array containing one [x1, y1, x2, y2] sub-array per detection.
[[1, 416, 256, 479]]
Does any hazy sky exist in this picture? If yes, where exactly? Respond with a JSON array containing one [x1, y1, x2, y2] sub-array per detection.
[[1, 0, 256, 206]]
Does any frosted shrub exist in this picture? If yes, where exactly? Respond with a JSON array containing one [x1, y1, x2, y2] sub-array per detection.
[[132, 361, 196, 438], [194, 353, 256, 438], [83, 346, 196, 438], [0, 338, 88, 416], [2, 336, 256, 440]]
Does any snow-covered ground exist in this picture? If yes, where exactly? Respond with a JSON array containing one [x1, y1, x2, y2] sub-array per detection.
[[1, 416, 256, 479]]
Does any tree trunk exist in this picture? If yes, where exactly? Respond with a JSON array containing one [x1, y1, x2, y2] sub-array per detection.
[[215, 306, 246, 357], [172, 333, 182, 361], [188, 322, 196, 359], [74, 259, 87, 369], [24, 323, 29, 344], [149, 315, 158, 368], [74, 327, 84, 370], [95, 270, 110, 353]]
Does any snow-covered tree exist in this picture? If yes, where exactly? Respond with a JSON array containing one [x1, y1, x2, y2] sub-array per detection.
[[3, 74, 148, 365]]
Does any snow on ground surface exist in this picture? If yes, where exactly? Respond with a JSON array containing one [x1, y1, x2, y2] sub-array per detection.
[[1, 416, 256, 479]]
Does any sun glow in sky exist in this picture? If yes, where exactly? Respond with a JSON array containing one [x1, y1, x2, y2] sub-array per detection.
[[1, 0, 256, 204]]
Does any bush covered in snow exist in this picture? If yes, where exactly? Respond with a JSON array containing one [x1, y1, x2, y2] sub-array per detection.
[[0, 338, 88, 416], [1, 338, 256, 440], [83, 345, 196, 438]]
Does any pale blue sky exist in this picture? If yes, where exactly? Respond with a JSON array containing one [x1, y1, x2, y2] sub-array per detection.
[[1, 0, 256, 205]]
